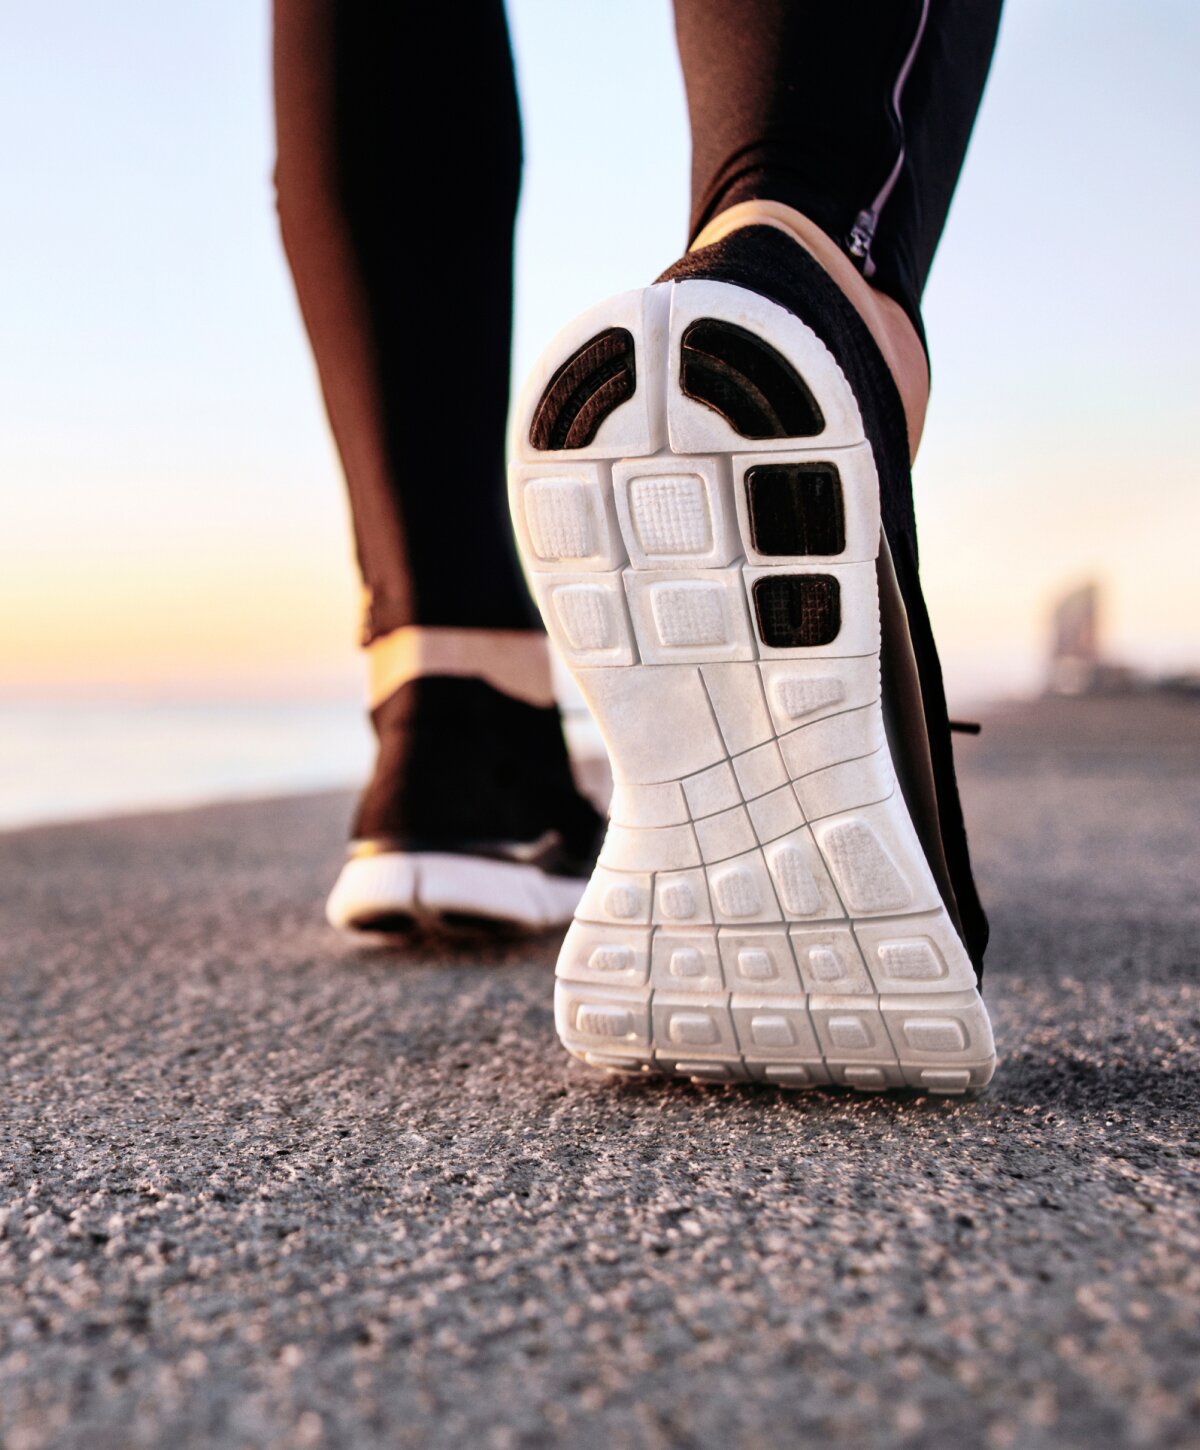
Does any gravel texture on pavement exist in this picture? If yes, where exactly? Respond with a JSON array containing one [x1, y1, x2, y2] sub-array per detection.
[[1, 694, 1198, 1450]]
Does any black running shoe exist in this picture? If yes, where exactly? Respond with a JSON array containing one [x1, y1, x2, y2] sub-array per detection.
[[326, 676, 605, 935], [507, 224, 995, 1091]]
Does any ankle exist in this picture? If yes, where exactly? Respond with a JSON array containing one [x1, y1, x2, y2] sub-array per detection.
[[353, 675, 600, 850], [364, 625, 556, 711], [690, 200, 930, 459]]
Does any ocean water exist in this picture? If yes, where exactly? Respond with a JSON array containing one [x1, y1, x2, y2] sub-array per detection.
[[0, 697, 605, 831], [0, 698, 373, 830]]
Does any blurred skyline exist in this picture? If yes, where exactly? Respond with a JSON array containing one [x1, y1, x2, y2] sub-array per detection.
[[2, 0, 1198, 706]]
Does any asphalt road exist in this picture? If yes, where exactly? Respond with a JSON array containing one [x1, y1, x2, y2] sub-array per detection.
[[1, 694, 1198, 1450]]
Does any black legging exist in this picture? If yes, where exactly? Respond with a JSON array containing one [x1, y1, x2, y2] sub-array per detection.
[[274, 0, 1002, 645]]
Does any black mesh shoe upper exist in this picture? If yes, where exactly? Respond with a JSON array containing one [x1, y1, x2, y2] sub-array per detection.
[[353, 675, 605, 878]]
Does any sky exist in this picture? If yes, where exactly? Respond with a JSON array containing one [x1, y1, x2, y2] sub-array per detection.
[[2, 0, 1197, 706]]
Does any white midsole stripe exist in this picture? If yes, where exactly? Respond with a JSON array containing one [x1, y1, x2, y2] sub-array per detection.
[[326, 852, 587, 932]]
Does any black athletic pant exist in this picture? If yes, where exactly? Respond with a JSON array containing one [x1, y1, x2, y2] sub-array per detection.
[[274, 1, 1002, 646]]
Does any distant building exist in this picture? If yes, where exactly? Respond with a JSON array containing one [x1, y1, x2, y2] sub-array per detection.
[[1046, 581, 1138, 695]]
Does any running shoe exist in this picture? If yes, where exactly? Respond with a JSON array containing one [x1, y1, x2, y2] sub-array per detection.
[[326, 675, 604, 935], [507, 224, 995, 1091]]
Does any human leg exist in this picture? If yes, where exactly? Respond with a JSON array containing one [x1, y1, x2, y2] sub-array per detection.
[[274, 0, 602, 933]]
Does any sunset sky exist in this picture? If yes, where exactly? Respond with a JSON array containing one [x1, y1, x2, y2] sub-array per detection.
[[3, 0, 1197, 705]]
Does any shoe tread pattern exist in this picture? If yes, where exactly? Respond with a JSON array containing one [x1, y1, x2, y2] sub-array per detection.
[[512, 280, 995, 1093]]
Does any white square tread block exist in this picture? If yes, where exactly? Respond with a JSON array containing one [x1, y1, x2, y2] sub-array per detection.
[[555, 920, 651, 988], [509, 461, 627, 572], [650, 929, 724, 993], [853, 910, 977, 992], [760, 656, 880, 733], [731, 996, 822, 1061], [625, 567, 755, 665], [532, 571, 637, 669], [653, 867, 714, 925], [556, 982, 651, 1048], [574, 866, 653, 927], [651, 994, 739, 1057], [761, 828, 843, 921], [879, 989, 995, 1063], [788, 924, 873, 994], [612, 454, 740, 570], [718, 927, 802, 993], [810, 799, 941, 918], [808, 996, 894, 1063], [707, 849, 783, 924]]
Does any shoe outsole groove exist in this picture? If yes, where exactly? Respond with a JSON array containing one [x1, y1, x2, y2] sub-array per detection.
[[512, 279, 996, 1093]]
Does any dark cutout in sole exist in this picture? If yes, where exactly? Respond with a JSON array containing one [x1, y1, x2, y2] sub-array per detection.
[[529, 327, 636, 451], [745, 461, 845, 556], [679, 318, 825, 439], [752, 574, 841, 649]]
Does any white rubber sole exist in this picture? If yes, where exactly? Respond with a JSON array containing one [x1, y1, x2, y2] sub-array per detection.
[[509, 278, 996, 1093], [326, 852, 588, 935]]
